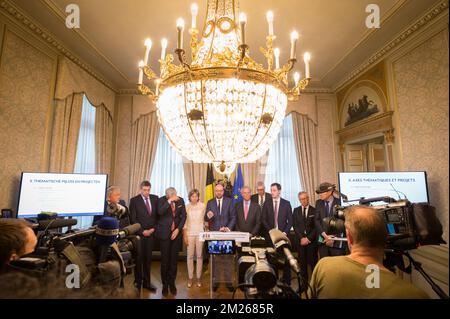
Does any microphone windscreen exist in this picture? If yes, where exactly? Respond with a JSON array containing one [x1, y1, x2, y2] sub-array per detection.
[[95, 217, 119, 246], [37, 218, 77, 230], [269, 228, 291, 248]]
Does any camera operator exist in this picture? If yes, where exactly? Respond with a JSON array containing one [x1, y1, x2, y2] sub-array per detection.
[[0, 219, 37, 274], [93, 186, 131, 228], [309, 205, 429, 298], [314, 182, 346, 258]]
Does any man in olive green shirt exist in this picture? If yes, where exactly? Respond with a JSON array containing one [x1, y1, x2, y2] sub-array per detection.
[[309, 205, 429, 299]]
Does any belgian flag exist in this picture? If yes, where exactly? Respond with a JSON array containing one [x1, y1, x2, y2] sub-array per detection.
[[204, 163, 214, 204]]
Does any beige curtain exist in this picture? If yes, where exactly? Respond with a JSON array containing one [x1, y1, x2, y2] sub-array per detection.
[[291, 112, 319, 197], [183, 161, 208, 194], [55, 58, 115, 115], [129, 112, 160, 197], [241, 151, 269, 191], [95, 105, 113, 175], [49, 93, 84, 173]]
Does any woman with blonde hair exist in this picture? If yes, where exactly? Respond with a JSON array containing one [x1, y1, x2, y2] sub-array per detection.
[[183, 189, 205, 288]]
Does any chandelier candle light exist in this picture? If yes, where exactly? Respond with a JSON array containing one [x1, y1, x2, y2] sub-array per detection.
[[137, 0, 312, 174]]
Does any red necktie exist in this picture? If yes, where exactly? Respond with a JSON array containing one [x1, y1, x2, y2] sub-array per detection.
[[244, 201, 249, 221], [145, 197, 152, 216], [171, 202, 176, 231]]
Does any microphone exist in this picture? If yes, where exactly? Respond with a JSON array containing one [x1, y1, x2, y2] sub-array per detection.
[[31, 218, 78, 231], [269, 229, 301, 274], [359, 196, 397, 205], [333, 189, 348, 202], [95, 217, 119, 264], [118, 223, 141, 239], [95, 217, 120, 246]]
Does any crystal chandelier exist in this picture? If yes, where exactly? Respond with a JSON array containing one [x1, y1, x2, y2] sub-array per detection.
[[137, 0, 311, 174]]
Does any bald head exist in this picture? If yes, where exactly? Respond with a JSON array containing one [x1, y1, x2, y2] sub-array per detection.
[[344, 206, 388, 249]]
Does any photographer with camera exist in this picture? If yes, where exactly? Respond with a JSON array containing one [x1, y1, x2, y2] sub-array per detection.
[[314, 182, 346, 258], [309, 205, 428, 298], [0, 219, 37, 274], [93, 186, 130, 228]]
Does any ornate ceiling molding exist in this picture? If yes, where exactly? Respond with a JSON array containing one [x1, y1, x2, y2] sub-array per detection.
[[0, 0, 118, 93], [333, 0, 449, 93], [302, 88, 333, 94], [118, 89, 140, 95]]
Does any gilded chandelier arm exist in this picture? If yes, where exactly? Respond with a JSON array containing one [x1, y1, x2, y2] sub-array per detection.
[[175, 48, 191, 70]]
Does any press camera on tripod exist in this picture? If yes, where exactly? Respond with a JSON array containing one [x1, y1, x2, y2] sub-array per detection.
[[10, 216, 141, 290], [324, 190, 447, 299], [236, 230, 307, 299]]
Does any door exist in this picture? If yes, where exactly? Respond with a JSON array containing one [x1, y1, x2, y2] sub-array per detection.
[[344, 144, 366, 172], [368, 143, 386, 171]]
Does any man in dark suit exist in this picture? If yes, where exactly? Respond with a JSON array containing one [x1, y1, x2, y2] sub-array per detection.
[[129, 181, 158, 292], [205, 184, 236, 292], [314, 182, 346, 258], [251, 181, 271, 209], [236, 186, 261, 237], [156, 187, 186, 296], [293, 191, 318, 288], [262, 183, 293, 285]]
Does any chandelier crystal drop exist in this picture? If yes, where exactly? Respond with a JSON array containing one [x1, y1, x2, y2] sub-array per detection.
[[137, 0, 311, 174]]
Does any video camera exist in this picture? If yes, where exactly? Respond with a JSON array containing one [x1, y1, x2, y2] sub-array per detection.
[[237, 231, 305, 299], [323, 197, 445, 251], [323, 194, 447, 299], [10, 216, 141, 290]]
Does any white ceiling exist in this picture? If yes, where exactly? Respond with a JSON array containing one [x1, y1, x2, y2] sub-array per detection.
[[10, 0, 442, 90]]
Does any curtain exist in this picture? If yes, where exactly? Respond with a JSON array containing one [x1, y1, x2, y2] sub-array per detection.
[[95, 104, 113, 175], [129, 112, 160, 197], [291, 112, 319, 200], [241, 152, 269, 191], [50, 93, 84, 173], [150, 129, 188, 200], [74, 97, 97, 229], [55, 58, 115, 115], [183, 160, 208, 195], [264, 114, 303, 208]]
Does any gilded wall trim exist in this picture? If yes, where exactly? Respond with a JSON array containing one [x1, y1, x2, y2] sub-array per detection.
[[0, 0, 118, 93], [335, 111, 394, 144], [333, 0, 449, 93]]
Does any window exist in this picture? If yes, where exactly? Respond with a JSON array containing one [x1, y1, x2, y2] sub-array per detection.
[[74, 95, 96, 229], [150, 129, 188, 200], [264, 114, 303, 208]]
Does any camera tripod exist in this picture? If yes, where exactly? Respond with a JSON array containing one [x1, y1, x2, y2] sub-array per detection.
[[402, 251, 448, 299]]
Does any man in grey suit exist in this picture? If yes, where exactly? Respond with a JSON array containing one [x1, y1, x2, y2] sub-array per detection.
[[251, 181, 271, 209], [235, 186, 261, 237], [205, 184, 236, 292]]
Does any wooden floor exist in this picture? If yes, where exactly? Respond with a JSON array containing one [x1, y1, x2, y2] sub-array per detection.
[[124, 261, 300, 299]]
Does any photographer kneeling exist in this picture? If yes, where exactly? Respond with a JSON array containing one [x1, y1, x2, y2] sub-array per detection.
[[309, 205, 428, 299]]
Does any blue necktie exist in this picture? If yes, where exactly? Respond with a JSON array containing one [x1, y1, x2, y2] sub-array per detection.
[[325, 201, 330, 217]]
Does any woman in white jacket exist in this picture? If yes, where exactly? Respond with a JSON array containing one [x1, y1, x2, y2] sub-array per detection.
[[183, 189, 206, 288]]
